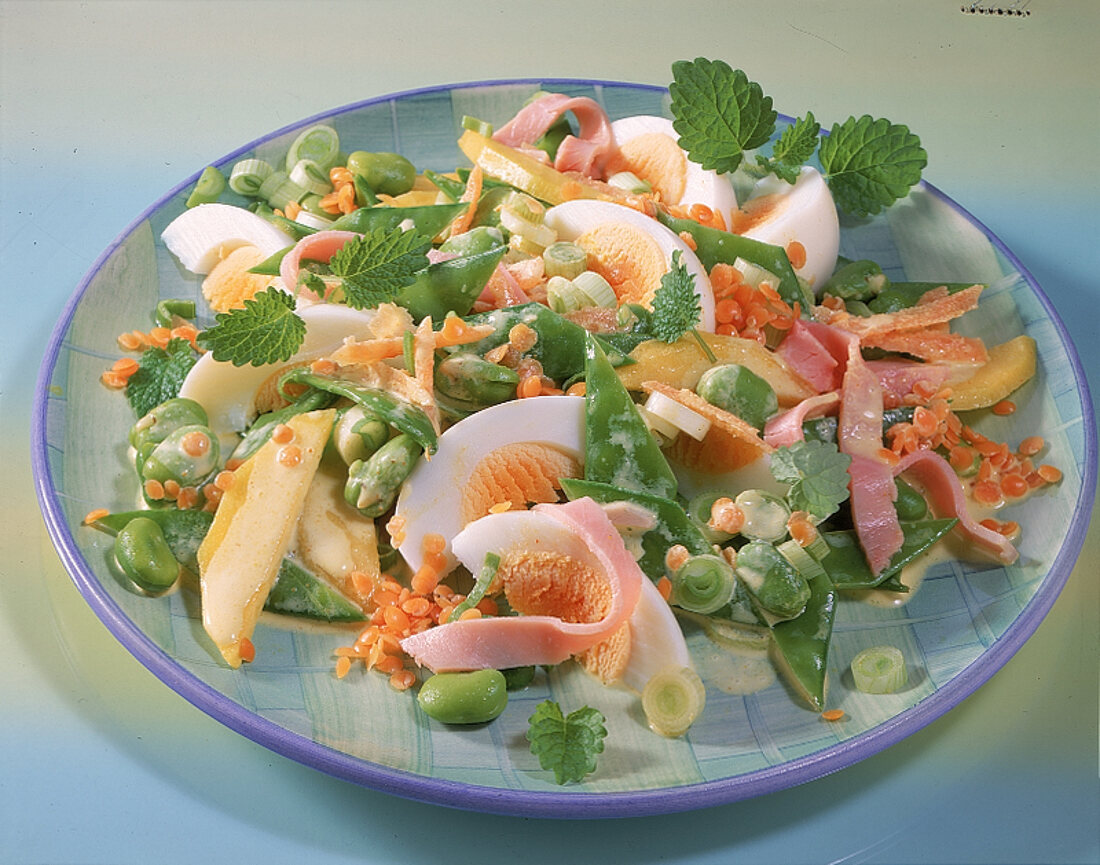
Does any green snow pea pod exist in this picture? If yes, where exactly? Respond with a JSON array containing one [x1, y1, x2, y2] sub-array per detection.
[[129, 397, 209, 457], [820, 518, 957, 590], [695, 364, 778, 429], [893, 478, 929, 521], [439, 225, 503, 256], [279, 368, 438, 454], [735, 540, 811, 620], [434, 353, 519, 410], [345, 433, 423, 517], [417, 670, 508, 725], [231, 388, 338, 463], [458, 303, 589, 383], [154, 298, 197, 328], [345, 151, 416, 197], [397, 243, 506, 323], [141, 424, 220, 487], [867, 281, 980, 314], [330, 405, 390, 466], [559, 477, 710, 581], [584, 333, 679, 500], [821, 259, 888, 301], [265, 558, 367, 622], [770, 572, 837, 711], [501, 666, 536, 691], [655, 209, 813, 314], [91, 508, 213, 574], [114, 517, 180, 595], [423, 169, 466, 202], [328, 202, 469, 239]]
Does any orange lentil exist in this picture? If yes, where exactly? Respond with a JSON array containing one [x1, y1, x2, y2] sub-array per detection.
[[335, 656, 352, 679], [149, 327, 172, 348], [278, 445, 302, 467], [1037, 464, 1063, 484], [83, 507, 110, 525], [239, 637, 256, 664], [788, 512, 819, 548], [786, 240, 808, 270], [385, 513, 407, 547], [225, 458, 245, 472], [678, 231, 698, 251], [518, 376, 543, 399], [998, 520, 1020, 538], [973, 480, 1002, 506], [488, 501, 512, 514], [383, 605, 411, 633], [330, 166, 353, 186], [715, 298, 739, 324], [877, 447, 901, 467], [821, 709, 845, 722], [476, 597, 499, 617], [271, 423, 295, 445], [566, 381, 587, 397], [202, 483, 223, 506], [214, 470, 236, 491], [100, 371, 127, 389], [177, 486, 200, 510], [180, 429, 211, 457], [665, 543, 691, 574], [111, 357, 140, 376], [421, 533, 446, 555], [373, 588, 400, 608], [708, 498, 745, 535], [458, 607, 483, 621], [912, 406, 938, 437], [401, 596, 432, 618], [1018, 435, 1044, 456], [1000, 473, 1029, 498], [117, 331, 144, 351], [436, 605, 456, 624], [992, 399, 1016, 416], [949, 446, 976, 471], [411, 564, 441, 596], [423, 551, 448, 574], [375, 654, 405, 675], [390, 670, 417, 691]]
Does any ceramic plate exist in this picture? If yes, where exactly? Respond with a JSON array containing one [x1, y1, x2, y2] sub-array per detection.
[[32, 80, 1097, 818]]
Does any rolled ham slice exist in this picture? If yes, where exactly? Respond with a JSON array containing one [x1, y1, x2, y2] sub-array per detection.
[[492, 93, 614, 178], [762, 391, 840, 448], [399, 497, 644, 672]]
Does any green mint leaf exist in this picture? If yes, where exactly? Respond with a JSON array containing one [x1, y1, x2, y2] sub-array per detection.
[[819, 115, 927, 217], [196, 287, 306, 367], [651, 250, 702, 343], [755, 112, 821, 184], [329, 226, 431, 309], [125, 338, 198, 417], [669, 58, 777, 175], [770, 439, 853, 520], [527, 700, 607, 785]]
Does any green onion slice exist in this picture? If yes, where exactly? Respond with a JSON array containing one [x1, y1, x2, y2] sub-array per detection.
[[542, 241, 587, 279], [228, 158, 274, 196], [642, 666, 706, 737], [671, 553, 736, 615], [289, 158, 333, 196], [850, 645, 908, 694], [285, 124, 341, 173]]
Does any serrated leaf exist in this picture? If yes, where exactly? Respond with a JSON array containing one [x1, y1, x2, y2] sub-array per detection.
[[770, 439, 853, 520], [196, 287, 306, 367], [125, 338, 198, 417], [819, 115, 927, 217], [330, 226, 431, 309], [756, 112, 821, 184], [526, 700, 607, 785], [669, 58, 777, 175], [650, 250, 702, 344]]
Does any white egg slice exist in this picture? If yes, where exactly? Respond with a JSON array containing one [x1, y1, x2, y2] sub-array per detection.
[[395, 395, 585, 576], [451, 506, 692, 693], [738, 166, 840, 292], [543, 199, 716, 331], [179, 304, 378, 450], [609, 115, 739, 222], [161, 203, 297, 275]]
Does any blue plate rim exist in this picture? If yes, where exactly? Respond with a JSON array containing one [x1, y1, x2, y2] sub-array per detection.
[[31, 77, 1098, 819]]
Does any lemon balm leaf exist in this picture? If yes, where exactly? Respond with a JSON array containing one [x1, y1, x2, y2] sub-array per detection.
[[197, 287, 306, 367], [819, 115, 927, 217], [330, 226, 431, 310], [125, 338, 198, 417], [669, 58, 777, 175], [770, 439, 853, 520], [650, 251, 716, 362], [756, 112, 822, 184], [527, 700, 607, 785]]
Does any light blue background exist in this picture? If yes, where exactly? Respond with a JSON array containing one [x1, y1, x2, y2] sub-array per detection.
[[3, 2, 1097, 863]]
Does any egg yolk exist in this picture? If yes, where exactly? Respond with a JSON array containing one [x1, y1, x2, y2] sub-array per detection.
[[606, 132, 687, 205], [575, 221, 668, 308]]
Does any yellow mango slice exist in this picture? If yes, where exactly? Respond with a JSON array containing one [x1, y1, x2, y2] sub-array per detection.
[[949, 335, 1037, 411], [617, 334, 815, 408], [198, 408, 336, 667]]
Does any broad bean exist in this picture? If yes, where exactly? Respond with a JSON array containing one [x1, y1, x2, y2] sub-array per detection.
[[114, 516, 179, 595], [345, 150, 416, 197], [417, 670, 508, 724], [129, 397, 208, 460], [345, 433, 423, 517], [695, 363, 778, 429], [141, 424, 220, 487]]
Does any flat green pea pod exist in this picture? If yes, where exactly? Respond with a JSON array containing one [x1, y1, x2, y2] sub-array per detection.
[[345, 433, 423, 517], [695, 364, 778, 430], [331, 405, 390, 466], [329, 202, 469, 238], [232, 388, 338, 462], [397, 242, 506, 323], [655, 209, 813, 314], [821, 518, 957, 591], [439, 225, 503, 257], [434, 353, 519, 412], [417, 670, 508, 725], [821, 259, 888, 301], [867, 281, 979, 315], [141, 424, 220, 487], [345, 151, 417, 197], [735, 540, 811, 621], [770, 572, 837, 711], [894, 478, 928, 521], [129, 397, 209, 461], [458, 302, 589, 383], [114, 517, 180, 595]]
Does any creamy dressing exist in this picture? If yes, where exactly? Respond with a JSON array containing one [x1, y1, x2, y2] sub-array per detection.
[[693, 640, 776, 695]]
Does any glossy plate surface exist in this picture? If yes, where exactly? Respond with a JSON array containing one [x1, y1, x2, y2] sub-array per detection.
[[32, 80, 1097, 818]]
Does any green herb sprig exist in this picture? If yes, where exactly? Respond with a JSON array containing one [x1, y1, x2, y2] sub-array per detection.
[[527, 700, 607, 785]]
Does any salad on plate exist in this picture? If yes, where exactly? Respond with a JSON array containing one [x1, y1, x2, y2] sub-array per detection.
[[86, 58, 1060, 783]]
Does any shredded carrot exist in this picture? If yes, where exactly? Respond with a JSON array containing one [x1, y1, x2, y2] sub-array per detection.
[[448, 165, 483, 237]]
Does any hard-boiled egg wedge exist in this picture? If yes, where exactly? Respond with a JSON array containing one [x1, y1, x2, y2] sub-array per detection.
[[543, 199, 715, 331], [179, 303, 379, 451], [608, 115, 739, 223], [735, 166, 840, 292], [201, 244, 279, 314], [395, 395, 585, 576], [451, 506, 691, 692], [162, 203, 297, 275]]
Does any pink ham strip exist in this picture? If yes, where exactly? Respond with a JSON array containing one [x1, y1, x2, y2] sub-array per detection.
[[492, 93, 614, 178], [762, 391, 840, 448], [279, 230, 360, 300], [776, 319, 839, 393], [400, 497, 644, 672], [894, 451, 1019, 564], [838, 331, 905, 574]]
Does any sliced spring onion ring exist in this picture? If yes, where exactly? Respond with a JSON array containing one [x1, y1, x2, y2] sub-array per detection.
[[643, 390, 711, 441], [289, 158, 333, 196], [571, 271, 616, 308], [542, 241, 587, 279], [671, 553, 736, 615], [229, 158, 274, 196], [285, 123, 341, 173], [851, 645, 908, 694], [642, 665, 706, 737], [777, 538, 827, 580]]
